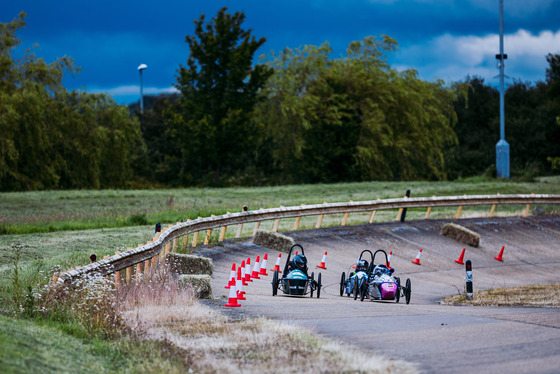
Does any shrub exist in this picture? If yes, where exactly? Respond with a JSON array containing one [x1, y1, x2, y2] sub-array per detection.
[[127, 213, 148, 225]]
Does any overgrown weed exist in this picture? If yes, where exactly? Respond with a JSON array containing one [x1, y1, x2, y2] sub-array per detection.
[[38, 273, 126, 339], [10, 243, 23, 309], [119, 271, 417, 374]]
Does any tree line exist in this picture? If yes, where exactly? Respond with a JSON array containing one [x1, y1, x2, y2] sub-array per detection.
[[1, 13, 143, 190], [1, 9, 559, 191]]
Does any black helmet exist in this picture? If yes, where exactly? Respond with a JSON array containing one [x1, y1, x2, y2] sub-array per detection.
[[292, 254, 307, 270], [357, 259, 369, 272]]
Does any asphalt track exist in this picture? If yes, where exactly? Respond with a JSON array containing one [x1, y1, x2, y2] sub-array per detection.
[[200, 215, 560, 374]]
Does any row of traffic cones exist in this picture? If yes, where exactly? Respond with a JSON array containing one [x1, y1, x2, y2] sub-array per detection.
[[225, 251, 330, 307], [453, 245, 506, 264], [226, 253, 280, 307], [225, 254, 270, 307], [408, 245, 507, 266]]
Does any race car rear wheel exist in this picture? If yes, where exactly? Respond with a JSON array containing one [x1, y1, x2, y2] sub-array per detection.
[[395, 276, 401, 303], [339, 272, 346, 297], [272, 270, 278, 296], [317, 273, 322, 298], [310, 272, 315, 298], [405, 278, 411, 304]]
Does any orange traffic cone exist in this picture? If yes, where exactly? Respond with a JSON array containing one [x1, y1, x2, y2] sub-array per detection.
[[494, 246, 505, 262], [455, 248, 466, 265], [225, 263, 236, 289], [259, 253, 269, 276], [271, 253, 282, 272], [245, 258, 253, 282], [225, 280, 241, 307], [251, 255, 261, 279], [240, 260, 248, 285], [236, 267, 246, 300], [317, 251, 327, 269], [412, 249, 422, 265], [385, 251, 392, 269]]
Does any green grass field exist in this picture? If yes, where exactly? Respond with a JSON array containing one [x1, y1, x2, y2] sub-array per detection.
[[1, 178, 559, 373], [0, 314, 191, 374], [2, 177, 560, 235], [2, 178, 559, 292]]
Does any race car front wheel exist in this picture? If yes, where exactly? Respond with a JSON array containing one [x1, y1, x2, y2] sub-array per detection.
[[359, 282, 366, 302], [405, 278, 411, 304], [339, 272, 345, 297], [272, 270, 278, 296]]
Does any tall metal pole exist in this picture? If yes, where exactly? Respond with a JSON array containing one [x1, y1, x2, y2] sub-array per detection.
[[495, 0, 509, 178], [139, 69, 144, 114], [138, 64, 147, 114]]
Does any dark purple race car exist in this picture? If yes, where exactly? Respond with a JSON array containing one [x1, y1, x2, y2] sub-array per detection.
[[340, 249, 411, 304]]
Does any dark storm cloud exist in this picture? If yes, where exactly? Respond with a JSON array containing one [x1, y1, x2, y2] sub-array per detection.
[[4, 0, 559, 104]]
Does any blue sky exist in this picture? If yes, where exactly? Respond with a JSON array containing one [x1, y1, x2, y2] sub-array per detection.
[[5, 0, 560, 105]]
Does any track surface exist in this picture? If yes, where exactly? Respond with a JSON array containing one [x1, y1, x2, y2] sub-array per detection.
[[201, 216, 560, 374]]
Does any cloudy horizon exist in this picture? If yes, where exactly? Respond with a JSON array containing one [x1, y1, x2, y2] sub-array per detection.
[[5, 0, 559, 105]]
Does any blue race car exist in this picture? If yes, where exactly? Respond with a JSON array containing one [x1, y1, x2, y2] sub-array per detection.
[[340, 249, 373, 299], [340, 249, 411, 304], [272, 244, 322, 298]]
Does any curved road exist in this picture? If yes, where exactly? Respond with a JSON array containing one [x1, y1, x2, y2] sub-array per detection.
[[201, 216, 560, 373]]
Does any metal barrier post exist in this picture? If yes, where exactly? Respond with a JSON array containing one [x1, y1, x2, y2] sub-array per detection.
[[400, 190, 411, 222], [466, 260, 473, 300]]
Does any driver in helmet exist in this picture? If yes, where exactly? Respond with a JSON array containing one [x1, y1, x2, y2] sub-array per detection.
[[356, 259, 369, 273], [286, 254, 308, 276], [373, 264, 389, 277]]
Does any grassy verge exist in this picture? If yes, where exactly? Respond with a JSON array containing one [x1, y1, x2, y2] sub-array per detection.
[[2, 179, 559, 372], [1, 266, 416, 374], [0, 227, 155, 310], [2, 177, 559, 235], [0, 315, 190, 374], [442, 283, 560, 307], [0, 223, 417, 373], [121, 272, 416, 373]]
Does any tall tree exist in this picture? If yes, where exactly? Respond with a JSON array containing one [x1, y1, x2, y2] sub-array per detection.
[[172, 7, 273, 185], [134, 94, 182, 186], [256, 36, 463, 183], [446, 76, 499, 179], [0, 12, 143, 191], [0, 12, 76, 190], [254, 43, 333, 182], [543, 53, 560, 172], [546, 53, 560, 97]]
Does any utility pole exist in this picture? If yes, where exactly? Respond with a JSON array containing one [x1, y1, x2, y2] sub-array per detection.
[[138, 64, 148, 114], [495, 0, 509, 178]]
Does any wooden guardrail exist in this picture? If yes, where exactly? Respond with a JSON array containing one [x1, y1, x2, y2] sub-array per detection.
[[57, 194, 560, 285]]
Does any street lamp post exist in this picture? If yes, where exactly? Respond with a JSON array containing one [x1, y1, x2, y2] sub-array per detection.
[[495, 0, 509, 178], [138, 63, 148, 114]]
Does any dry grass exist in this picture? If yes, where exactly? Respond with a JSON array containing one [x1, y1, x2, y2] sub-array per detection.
[[121, 274, 417, 374], [442, 283, 560, 307]]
